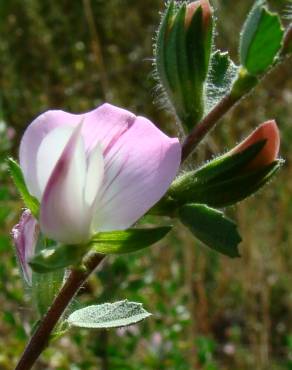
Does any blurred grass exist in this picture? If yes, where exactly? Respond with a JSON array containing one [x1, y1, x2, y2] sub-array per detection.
[[0, 0, 291, 369]]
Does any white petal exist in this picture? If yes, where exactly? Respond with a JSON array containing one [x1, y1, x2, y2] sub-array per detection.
[[40, 125, 91, 244], [36, 126, 75, 199]]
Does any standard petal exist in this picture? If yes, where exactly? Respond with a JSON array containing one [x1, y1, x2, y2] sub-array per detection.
[[11, 210, 39, 285], [92, 115, 181, 231], [20, 104, 135, 198], [40, 125, 91, 244]]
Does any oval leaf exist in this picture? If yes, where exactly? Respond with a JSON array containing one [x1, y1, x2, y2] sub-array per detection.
[[239, 0, 284, 75], [67, 300, 151, 329], [179, 203, 242, 258]]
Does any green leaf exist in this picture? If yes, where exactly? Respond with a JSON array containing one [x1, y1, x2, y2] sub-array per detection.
[[239, 0, 284, 75], [67, 300, 151, 329], [179, 204, 242, 258], [205, 51, 239, 113], [29, 243, 87, 273], [7, 157, 39, 217], [89, 227, 171, 254]]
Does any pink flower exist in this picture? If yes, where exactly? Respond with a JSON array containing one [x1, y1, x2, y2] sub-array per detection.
[[231, 120, 280, 170], [19, 104, 181, 244], [11, 210, 39, 285]]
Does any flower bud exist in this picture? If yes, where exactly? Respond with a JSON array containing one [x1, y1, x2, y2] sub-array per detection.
[[167, 120, 282, 208], [155, 1, 214, 131]]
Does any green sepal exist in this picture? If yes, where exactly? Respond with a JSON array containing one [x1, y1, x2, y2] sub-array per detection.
[[155, 1, 176, 94], [31, 235, 65, 316], [32, 270, 64, 316], [189, 140, 266, 182], [178, 203, 242, 258], [168, 141, 282, 208], [88, 227, 172, 255], [29, 243, 88, 273], [178, 160, 282, 208], [67, 300, 151, 329], [239, 0, 284, 75], [7, 157, 39, 217]]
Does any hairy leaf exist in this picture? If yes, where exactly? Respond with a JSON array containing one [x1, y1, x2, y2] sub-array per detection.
[[67, 300, 151, 329], [205, 51, 239, 113]]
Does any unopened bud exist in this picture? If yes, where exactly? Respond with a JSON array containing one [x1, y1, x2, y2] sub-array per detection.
[[185, 0, 212, 29], [155, 1, 214, 131], [231, 120, 280, 171], [166, 120, 282, 208]]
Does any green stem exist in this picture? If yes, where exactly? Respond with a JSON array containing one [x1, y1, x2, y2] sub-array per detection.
[[15, 253, 105, 370]]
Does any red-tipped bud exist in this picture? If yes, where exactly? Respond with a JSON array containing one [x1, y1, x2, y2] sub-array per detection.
[[168, 120, 282, 209], [185, 0, 212, 29], [231, 120, 280, 171]]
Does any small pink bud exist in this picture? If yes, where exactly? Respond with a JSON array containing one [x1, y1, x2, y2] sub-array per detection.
[[231, 120, 280, 171], [185, 0, 212, 29]]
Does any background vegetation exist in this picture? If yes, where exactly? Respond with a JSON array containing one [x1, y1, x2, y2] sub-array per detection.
[[0, 0, 291, 369]]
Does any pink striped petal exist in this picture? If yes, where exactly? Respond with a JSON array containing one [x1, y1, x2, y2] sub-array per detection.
[[20, 104, 135, 198], [11, 210, 39, 285], [92, 116, 181, 231], [39, 125, 98, 244]]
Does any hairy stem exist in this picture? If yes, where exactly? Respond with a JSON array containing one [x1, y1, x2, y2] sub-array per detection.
[[181, 93, 238, 161], [15, 253, 105, 370]]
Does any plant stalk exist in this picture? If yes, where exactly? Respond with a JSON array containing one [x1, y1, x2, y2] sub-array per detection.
[[181, 93, 238, 161], [15, 253, 105, 370]]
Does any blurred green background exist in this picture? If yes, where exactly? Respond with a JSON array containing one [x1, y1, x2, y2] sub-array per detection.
[[0, 0, 291, 369]]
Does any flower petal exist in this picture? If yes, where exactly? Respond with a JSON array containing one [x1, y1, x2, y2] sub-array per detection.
[[92, 116, 181, 231], [36, 125, 75, 199], [84, 142, 104, 207], [20, 104, 135, 198], [40, 124, 91, 244], [11, 210, 39, 285]]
